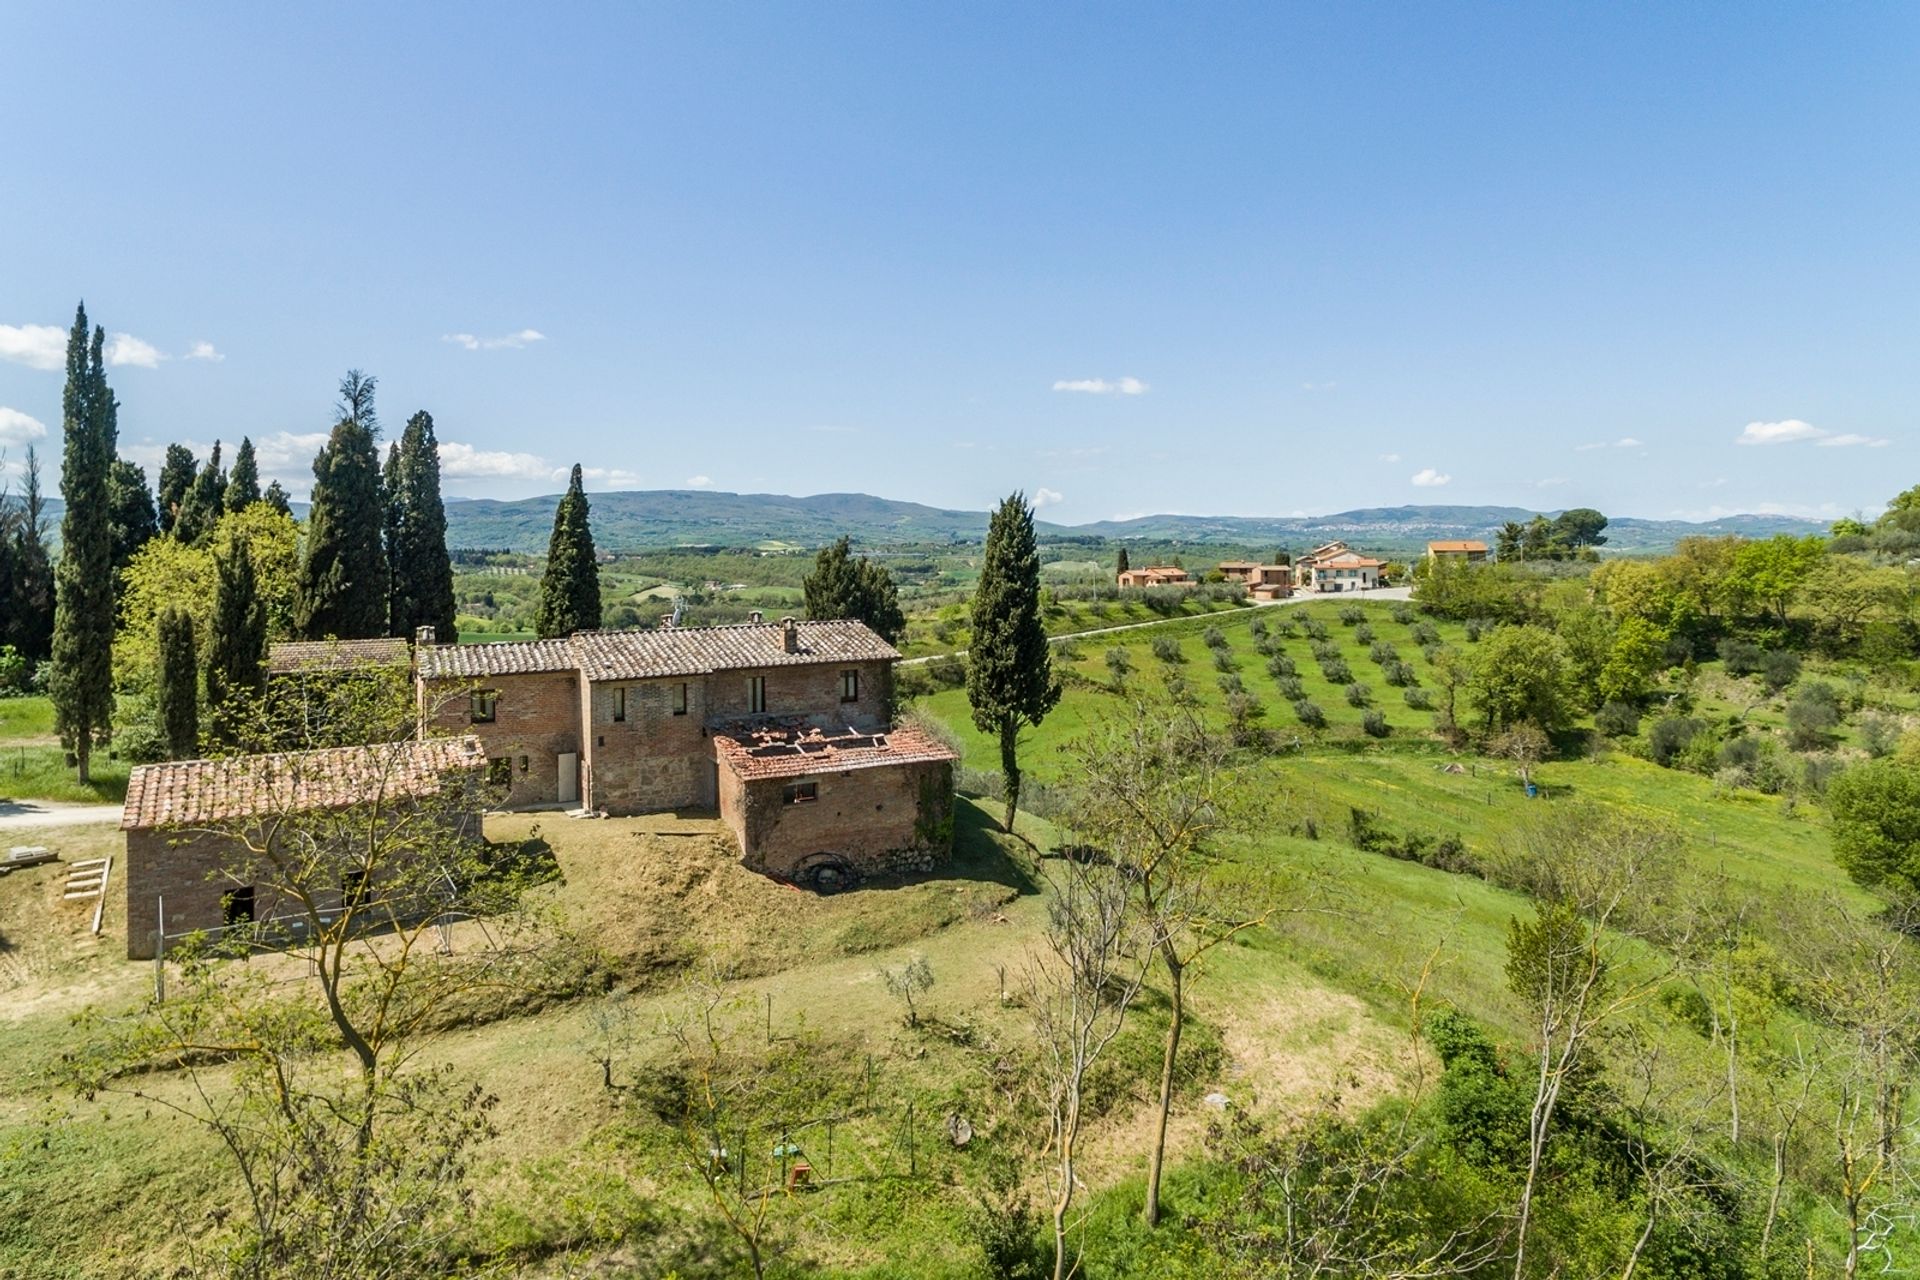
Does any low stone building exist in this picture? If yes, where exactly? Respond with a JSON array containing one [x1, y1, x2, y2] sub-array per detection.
[[1118, 566, 1194, 588], [122, 736, 486, 959], [417, 617, 958, 882]]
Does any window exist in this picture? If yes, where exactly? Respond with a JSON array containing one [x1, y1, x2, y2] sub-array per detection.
[[672, 682, 688, 716], [612, 687, 626, 722], [518, 755, 529, 773], [748, 676, 766, 714], [342, 869, 369, 909], [469, 689, 498, 723], [223, 885, 255, 927], [840, 670, 859, 703], [487, 757, 511, 786], [782, 781, 818, 805]]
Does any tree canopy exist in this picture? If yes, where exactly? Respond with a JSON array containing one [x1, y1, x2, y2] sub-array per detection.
[[966, 492, 1060, 830], [802, 537, 905, 642], [535, 464, 602, 638], [296, 372, 390, 639]]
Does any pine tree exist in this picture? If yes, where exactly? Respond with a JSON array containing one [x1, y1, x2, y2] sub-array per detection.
[[7, 448, 54, 663], [263, 480, 292, 516], [156, 443, 196, 535], [385, 411, 457, 642], [535, 464, 601, 638], [207, 534, 267, 742], [50, 306, 118, 784], [155, 606, 199, 760], [803, 536, 905, 641], [174, 440, 224, 545], [966, 492, 1060, 831], [225, 436, 261, 511], [108, 458, 159, 579], [1115, 547, 1130, 576], [295, 371, 390, 639]]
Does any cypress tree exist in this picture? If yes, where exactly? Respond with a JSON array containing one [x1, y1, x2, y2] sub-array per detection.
[[853, 558, 906, 644], [225, 436, 260, 511], [966, 492, 1060, 831], [108, 458, 159, 579], [803, 536, 905, 642], [155, 606, 199, 759], [385, 411, 457, 642], [295, 371, 389, 639], [50, 306, 117, 784], [207, 534, 267, 742], [535, 464, 601, 638], [8, 447, 54, 663], [174, 440, 224, 545], [1115, 547, 1130, 576], [263, 480, 292, 516], [156, 443, 195, 535]]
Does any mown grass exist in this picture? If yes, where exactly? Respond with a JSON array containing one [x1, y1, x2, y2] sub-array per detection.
[[0, 696, 130, 803]]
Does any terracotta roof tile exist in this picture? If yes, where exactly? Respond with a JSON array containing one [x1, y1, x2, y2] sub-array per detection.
[[417, 638, 580, 679], [122, 737, 486, 830], [572, 620, 899, 681], [713, 722, 957, 782], [1426, 540, 1488, 553], [267, 637, 411, 674]]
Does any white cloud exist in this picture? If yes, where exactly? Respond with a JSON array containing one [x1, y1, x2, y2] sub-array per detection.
[[1736, 419, 1825, 446], [104, 332, 163, 368], [1378, 452, 1401, 463], [1051, 376, 1148, 396], [576, 466, 642, 487], [436, 441, 554, 481], [1033, 487, 1065, 509], [686, 475, 713, 488], [0, 323, 66, 370], [1816, 433, 1891, 448], [1574, 437, 1642, 453], [1410, 468, 1451, 487], [184, 340, 225, 362], [443, 328, 546, 351], [0, 407, 47, 446], [1535, 477, 1569, 488]]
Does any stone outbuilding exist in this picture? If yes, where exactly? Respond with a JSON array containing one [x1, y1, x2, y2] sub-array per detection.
[[121, 736, 486, 959]]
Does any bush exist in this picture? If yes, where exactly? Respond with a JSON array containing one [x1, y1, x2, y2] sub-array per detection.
[[1211, 649, 1237, 673], [1718, 637, 1764, 677], [0, 646, 26, 696], [1267, 654, 1296, 680], [1292, 699, 1326, 728], [1339, 606, 1365, 626], [1310, 639, 1342, 662], [1368, 641, 1397, 664], [1786, 682, 1842, 749], [1304, 618, 1329, 642], [1346, 682, 1372, 708], [1383, 660, 1418, 687], [1594, 700, 1641, 738], [1404, 687, 1435, 711], [1217, 673, 1244, 696], [1422, 643, 1444, 664], [1275, 676, 1305, 700], [1362, 709, 1389, 737], [1353, 623, 1376, 644], [1649, 716, 1703, 767], [1203, 625, 1228, 651], [1860, 711, 1902, 759], [1464, 619, 1485, 642], [1151, 635, 1184, 664], [1412, 621, 1440, 646], [1760, 648, 1802, 694], [1318, 656, 1354, 684], [1248, 617, 1267, 640], [1392, 604, 1415, 625]]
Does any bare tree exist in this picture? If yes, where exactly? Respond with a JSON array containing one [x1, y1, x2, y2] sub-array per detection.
[[1025, 852, 1150, 1280]]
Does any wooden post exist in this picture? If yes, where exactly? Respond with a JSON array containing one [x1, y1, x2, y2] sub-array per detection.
[[153, 895, 165, 1003], [765, 990, 773, 1044]]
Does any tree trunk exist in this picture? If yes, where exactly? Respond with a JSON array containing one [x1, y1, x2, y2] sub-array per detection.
[[1144, 959, 1185, 1228], [75, 738, 90, 786], [1052, 1101, 1078, 1280], [1000, 719, 1021, 833]]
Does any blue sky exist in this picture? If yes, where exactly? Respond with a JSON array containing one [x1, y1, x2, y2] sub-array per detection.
[[2, 4, 1915, 525]]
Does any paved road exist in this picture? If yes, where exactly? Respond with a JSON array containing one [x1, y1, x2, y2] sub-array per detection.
[[901, 585, 1416, 666], [0, 799, 122, 832]]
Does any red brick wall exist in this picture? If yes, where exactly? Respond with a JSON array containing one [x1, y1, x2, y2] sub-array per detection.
[[723, 757, 954, 880], [423, 672, 580, 807]]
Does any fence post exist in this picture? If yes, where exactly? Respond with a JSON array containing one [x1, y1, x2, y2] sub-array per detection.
[[153, 895, 165, 1003]]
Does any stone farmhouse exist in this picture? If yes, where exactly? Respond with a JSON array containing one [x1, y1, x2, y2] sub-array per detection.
[[122, 736, 487, 958], [415, 615, 957, 885], [1117, 565, 1193, 588], [1294, 541, 1387, 593], [1216, 561, 1293, 600]]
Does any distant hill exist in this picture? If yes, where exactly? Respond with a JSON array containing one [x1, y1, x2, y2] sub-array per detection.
[[9, 490, 1825, 556]]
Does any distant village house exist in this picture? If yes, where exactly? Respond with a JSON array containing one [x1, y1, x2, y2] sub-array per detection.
[[1215, 561, 1293, 600], [1425, 539, 1489, 563], [1117, 565, 1194, 588], [1294, 541, 1386, 592]]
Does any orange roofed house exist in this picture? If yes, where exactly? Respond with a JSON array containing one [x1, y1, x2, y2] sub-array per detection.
[[1216, 560, 1293, 600], [1294, 541, 1386, 592], [1426, 539, 1489, 563], [416, 616, 957, 887], [1117, 565, 1194, 588]]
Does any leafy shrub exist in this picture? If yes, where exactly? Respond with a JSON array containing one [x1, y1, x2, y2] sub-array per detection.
[[1718, 637, 1764, 677], [1662, 633, 1696, 668], [1353, 623, 1375, 644], [1404, 687, 1435, 711], [1368, 641, 1397, 664], [1346, 682, 1372, 708], [1310, 639, 1342, 662], [1203, 625, 1228, 651], [1318, 657, 1353, 684], [1211, 649, 1237, 673], [1248, 617, 1267, 640], [1292, 699, 1327, 728], [1275, 616, 1300, 639], [1860, 711, 1902, 758], [1760, 649, 1802, 694], [1275, 676, 1305, 700], [1649, 716, 1703, 767], [1362, 710, 1389, 738], [1382, 660, 1417, 687], [0, 646, 27, 696], [1594, 700, 1641, 738], [1412, 621, 1440, 646], [1304, 618, 1329, 642], [1151, 635, 1184, 664], [1217, 673, 1244, 696], [1339, 606, 1365, 626], [1464, 619, 1485, 642], [1392, 604, 1415, 625], [1801, 753, 1842, 797], [1267, 654, 1296, 680], [1422, 643, 1443, 664], [1428, 1011, 1531, 1169], [1786, 681, 1842, 749]]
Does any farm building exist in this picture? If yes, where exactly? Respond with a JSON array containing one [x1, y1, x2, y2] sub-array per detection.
[[121, 736, 487, 959], [1218, 561, 1292, 599], [1426, 540, 1489, 563], [1117, 566, 1194, 588]]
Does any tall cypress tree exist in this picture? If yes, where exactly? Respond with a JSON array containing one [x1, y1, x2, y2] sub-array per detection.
[[207, 534, 267, 742], [225, 436, 260, 511], [8, 447, 55, 663], [174, 440, 224, 545], [386, 411, 457, 642], [263, 480, 292, 516], [535, 464, 601, 638], [965, 492, 1060, 831], [108, 458, 159, 579], [296, 371, 389, 639], [50, 306, 117, 784], [1115, 546, 1130, 576], [155, 443, 196, 535], [155, 606, 199, 760]]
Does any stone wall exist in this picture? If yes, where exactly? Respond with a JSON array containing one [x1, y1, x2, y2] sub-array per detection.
[[424, 671, 580, 807], [723, 756, 954, 881]]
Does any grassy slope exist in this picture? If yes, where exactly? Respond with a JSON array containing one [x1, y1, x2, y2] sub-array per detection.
[[0, 697, 129, 804]]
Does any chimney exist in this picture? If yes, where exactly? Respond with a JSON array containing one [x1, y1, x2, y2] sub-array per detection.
[[414, 625, 436, 648], [749, 609, 764, 624], [780, 617, 799, 654], [660, 614, 675, 630]]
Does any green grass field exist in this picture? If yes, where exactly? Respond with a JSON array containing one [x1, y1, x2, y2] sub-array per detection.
[[0, 696, 130, 803]]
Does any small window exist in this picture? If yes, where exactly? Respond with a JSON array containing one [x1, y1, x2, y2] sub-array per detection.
[[342, 869, 370, 909], [223, 885, 255, 927], [748, 676, 766, 714], [840, 670, 859, 703], [782, 781, 818, 805], [612, 687, 626, 722], [487, 757, 511, 786], [518, 755, 529, 773], [470, 689, 498, 724], [672, 682, 688, 716]]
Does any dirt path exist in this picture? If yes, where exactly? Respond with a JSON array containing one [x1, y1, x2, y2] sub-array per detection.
[[901, 584, 1415, 666], [0, 800, 122, 832]]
